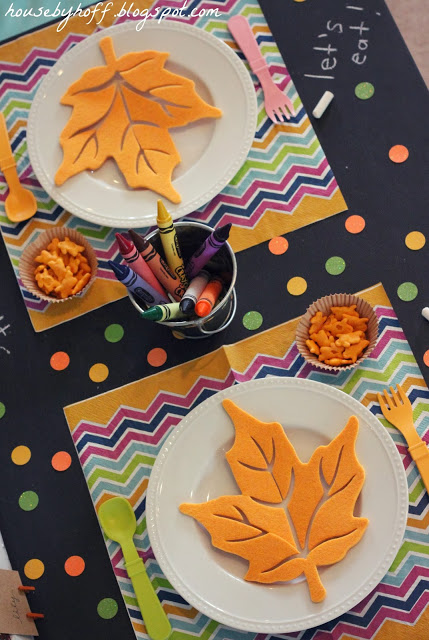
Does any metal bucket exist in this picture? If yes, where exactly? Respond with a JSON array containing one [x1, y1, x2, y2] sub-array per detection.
[[128, 222, 237, 339]]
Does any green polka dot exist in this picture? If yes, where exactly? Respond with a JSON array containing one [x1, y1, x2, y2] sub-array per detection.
[[19, 491, 39, 512], [0, 403, 5, 419], [397, 282, 418, 302], [242, 311, 263, 331], [104, 324, 124, 343], [325, 256, 346, 276], [355, 82, 375, 100], [97, 598, 118, 620]]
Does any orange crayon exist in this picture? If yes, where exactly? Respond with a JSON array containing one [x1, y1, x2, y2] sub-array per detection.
[[195, 276, 223, 317], [27, 613, 45, 620]]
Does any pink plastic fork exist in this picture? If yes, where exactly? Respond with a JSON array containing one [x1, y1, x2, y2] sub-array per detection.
[[228, 15, 296, 124]]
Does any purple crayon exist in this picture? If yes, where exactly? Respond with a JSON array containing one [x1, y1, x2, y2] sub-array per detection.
[[186, 223, 232, 280], [108, 261, 168, 307]]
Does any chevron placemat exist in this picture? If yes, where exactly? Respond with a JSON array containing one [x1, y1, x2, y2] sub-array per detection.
[[64, 283, 429, 640], [0, 0, 346, 332]]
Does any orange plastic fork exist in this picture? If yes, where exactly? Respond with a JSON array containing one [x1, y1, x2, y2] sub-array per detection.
[[378, 384, 429, 494]]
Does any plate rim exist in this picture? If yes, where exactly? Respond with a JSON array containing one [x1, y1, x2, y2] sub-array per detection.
[[146, 377, 408, 633], [27, 20, 257, 227]]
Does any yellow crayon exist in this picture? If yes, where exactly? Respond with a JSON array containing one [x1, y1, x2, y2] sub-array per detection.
[[156, 200, 188, 289]]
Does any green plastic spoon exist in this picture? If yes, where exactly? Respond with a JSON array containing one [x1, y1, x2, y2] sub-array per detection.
[[98, 497, 171, 640]]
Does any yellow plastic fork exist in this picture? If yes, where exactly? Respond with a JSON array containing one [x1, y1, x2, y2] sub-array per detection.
[[378, 384, 429, 494]]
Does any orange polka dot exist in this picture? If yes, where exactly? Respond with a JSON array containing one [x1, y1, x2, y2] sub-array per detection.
[[11, 445, 31, 466], [65, 555, 85, 577], [345, 215, 366, 234], [52, 451, 72, 472], [389, 144, 409, 163], [89, 363, 109, 383], [424, 350, 429, 367], [268, 236, 289, 255], [50, 351, 70, 371], [147, 348, 167, 367]]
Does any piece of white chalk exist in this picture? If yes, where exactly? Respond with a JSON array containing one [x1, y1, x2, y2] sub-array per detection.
[[312, 91, 334, 119], [422, 307, 429, 322]]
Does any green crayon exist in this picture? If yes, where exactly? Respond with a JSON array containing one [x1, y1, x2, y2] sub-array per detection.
[[140, 302, 187, 322]]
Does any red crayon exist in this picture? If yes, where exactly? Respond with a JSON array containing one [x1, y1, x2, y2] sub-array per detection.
[[115, 234, 166, 299], [128, 230, 185, 301]]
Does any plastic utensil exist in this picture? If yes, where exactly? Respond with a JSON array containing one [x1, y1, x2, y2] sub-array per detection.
[[378, 384, 429, 494], [98, 497, 171, 640], [0, 113, 37, 223], [228, 15, 295, 123]]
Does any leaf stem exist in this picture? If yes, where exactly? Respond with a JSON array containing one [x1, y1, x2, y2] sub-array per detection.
[[99, 37, 117, 67], [304, 562, 326, 603]]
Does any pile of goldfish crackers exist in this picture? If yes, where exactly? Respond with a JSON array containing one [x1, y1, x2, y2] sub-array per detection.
[[34, 236, 91, 299], [306, 305, 370, 366]]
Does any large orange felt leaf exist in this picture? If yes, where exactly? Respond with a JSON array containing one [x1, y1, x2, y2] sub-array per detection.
[[55, 37, 222, 202], [180, 401, 369, 603]]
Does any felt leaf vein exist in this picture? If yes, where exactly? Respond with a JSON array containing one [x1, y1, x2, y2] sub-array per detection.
[[180, 399, 369, 603]]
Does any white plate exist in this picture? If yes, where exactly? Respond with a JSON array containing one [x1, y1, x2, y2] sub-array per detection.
[[27, 21, 257, 228], [147, 378, 408, 633]]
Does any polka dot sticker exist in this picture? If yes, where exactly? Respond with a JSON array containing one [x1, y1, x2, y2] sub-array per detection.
[[268, 236, 289, 255], [89, 363, 109, 383], [24, 559, 45, 580], [97, 598, 118, 620], [287, 277, 307, 296], [19, 491, 39, 512], [397, 282, 418, 302], [405, 231, 426, 251], [325, 256, 346, 276], [50, 351, 70, 371], [355, 82, 375, 100], [11, 445, 31, 466], [345, 215, 366, 234], [147, 348, 167, 367], [104, 324, 124, 343], [52, 451, 72, 472], [389, 144, 409, 163], [242, 311, 263, 331], [424, 350, 429, 368], [64, 555, 85, 577], [0, 402, 5, 419]]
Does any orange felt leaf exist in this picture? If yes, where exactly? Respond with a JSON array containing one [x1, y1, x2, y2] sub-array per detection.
[[223, 398, 298, 503], [55, 37, 222, 203], [180, 403, 369, 603]]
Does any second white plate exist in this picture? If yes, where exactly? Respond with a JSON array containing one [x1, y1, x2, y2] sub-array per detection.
[[27, 21, 257, 227], [147, 378, 408, 633]]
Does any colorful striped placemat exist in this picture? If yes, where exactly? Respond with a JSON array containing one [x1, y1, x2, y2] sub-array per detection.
[[0, 0, 346, 332], [64, 283, 429, 640]]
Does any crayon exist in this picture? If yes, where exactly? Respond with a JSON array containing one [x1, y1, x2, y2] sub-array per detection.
[[115, 233, 166, 298], [179, 269, 210, 314], [195, 276, 223, 318], [128, 230, 185, 301], [186, 223, 232, 279], [27, 613, 45, 620], [108, 261, 168, 306], [141, 302, 187, 322], [156, 200, 188, 289]]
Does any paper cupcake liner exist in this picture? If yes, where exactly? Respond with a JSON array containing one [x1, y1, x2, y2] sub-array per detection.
[[19, 227, 98, 303], [296, 293, 379, 372]]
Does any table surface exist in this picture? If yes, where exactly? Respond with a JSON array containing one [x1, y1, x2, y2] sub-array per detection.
[[1, 1, 429, 639]]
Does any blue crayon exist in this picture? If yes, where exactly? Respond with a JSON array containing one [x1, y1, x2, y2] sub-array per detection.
[[186, 223, 232, 279], [108, 261, 169, 306]]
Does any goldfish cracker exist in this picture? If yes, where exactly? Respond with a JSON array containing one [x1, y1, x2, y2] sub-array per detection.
[[57, 237, 85, 257], [331, 305, 359, 320], [319, 345, 344, 362], [335, 331, 363, 348], [343, 315, 368, 332], [343, 339, 370, 363], [309, 311, 327, 335], [306, 339, 320, 355], [325, 357, 353, 366], [312, 330, 334, 348], [323, 317, 353, 337]]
